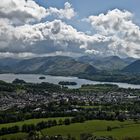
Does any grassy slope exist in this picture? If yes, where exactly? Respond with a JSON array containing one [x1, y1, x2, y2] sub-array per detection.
[[0, 133, 27, 140], [95, 124, 140, 138], [79, 84, 119, 93], [0, 117, 68, 140], [41, 120, 139, 140], [0, 117, 68, 129], [0, 120, 140, 140]]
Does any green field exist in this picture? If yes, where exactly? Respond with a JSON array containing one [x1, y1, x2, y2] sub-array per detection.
[[0, 120, 140, 140], [79, 84, 118, 93], [41, 120, 140, 140], [95, 124, 140, 138], [0, 133, 27, 140], [0, 117, 68, 140], [0, 117, 67, 129]]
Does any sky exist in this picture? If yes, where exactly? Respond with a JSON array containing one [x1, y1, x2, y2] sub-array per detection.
[[0, 0, 140, 58]]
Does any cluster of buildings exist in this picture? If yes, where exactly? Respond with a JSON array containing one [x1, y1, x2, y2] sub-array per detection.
[[0, 89, 140, 111]]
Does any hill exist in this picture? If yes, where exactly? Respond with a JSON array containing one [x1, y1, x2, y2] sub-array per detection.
[[0, 120, 139, 140], [78, 56, 129, 71], [0, 58, 20, 73], [0, 56, 97, 76], [123, 60, 140, 73]]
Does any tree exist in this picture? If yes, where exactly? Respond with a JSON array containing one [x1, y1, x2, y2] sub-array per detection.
[[64, 118, 71, 125], [80, 133, 95, 140], [107, 126, 112, 131], [28, 131, 39, 140], [58, 119, 63, 125]]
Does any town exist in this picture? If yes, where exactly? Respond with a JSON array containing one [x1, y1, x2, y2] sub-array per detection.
[[0, 80, 140, 140], [0, 80, 140, 119]]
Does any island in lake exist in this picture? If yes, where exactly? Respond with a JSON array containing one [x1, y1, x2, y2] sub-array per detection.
[[39, 76, 46, 80], [58, 81, 77, 86]]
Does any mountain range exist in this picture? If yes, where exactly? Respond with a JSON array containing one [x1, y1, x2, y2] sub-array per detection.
[[122, 60, 140, 73], [77, 55, 136, 71], [0, 55, 139, 75], [0, 56, 97, 76]]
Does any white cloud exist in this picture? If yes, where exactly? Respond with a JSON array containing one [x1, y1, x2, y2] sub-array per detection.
[[0, 0, 47, 24], [86, 9, 140, 58], [0, 1, 140, 58], [0, 0, 76, 25], [87, 9, 133, 35], [0, 19, 112, 57], [46, 2, 76, 20]]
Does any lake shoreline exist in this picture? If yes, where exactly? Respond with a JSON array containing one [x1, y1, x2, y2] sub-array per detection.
[[0, 73, 140, 89], [1, 72, 140, 85]]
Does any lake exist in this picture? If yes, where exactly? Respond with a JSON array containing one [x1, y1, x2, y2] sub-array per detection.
[[0, 74, 140, 89]]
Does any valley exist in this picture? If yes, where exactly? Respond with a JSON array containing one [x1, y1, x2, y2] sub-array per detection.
[[0, 56, 140, 85], [0, 81, 139, 140], [1, 0, 140, 140]]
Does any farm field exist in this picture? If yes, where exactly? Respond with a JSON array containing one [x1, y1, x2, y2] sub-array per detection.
[[41, 120, 140, 140], [0, 117, 68, 129], [0, 133, 27, 140], [95, 124, 140, 138], [0, 120, 140, 140]]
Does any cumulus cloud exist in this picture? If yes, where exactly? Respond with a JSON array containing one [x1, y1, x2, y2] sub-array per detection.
[[0, 0, 140, 58], [46, 2, 76, 20], [86, 9, 140, 58], [0, 18, 113, 58], [87, 9, 133, 35], [0, 0, 47, 24], [0, 0, 76, 25]]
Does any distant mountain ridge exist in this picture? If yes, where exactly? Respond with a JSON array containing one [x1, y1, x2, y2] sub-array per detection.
[[78, 55, 135, 71], [122, 60, 140, 73], [0, 56, 97, 76], [0, 55, 138, 76]]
